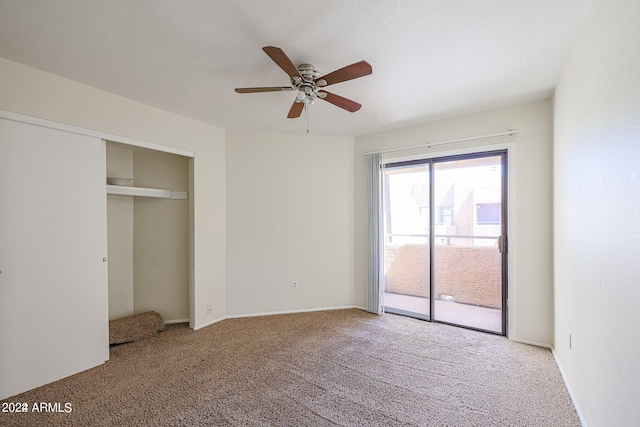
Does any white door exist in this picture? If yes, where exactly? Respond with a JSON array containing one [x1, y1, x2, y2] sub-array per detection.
[[0, 118, 109, 399]]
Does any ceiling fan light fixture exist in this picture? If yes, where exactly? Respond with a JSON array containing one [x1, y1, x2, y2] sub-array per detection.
[[295, 92, 316, 106], [235, 46, 372, 119]]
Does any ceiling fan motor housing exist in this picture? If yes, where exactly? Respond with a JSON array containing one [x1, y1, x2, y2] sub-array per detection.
[[291, 64, 323, 104], [297, 64, 320, 80]]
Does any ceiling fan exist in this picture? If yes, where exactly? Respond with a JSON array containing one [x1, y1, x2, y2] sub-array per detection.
[[235, 46, 372, 119]]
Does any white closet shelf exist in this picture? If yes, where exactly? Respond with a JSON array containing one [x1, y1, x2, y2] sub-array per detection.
[[106, 185, 187, 199]]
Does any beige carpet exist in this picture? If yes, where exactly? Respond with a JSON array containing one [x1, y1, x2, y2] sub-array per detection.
[[0, 309, 580, 426]]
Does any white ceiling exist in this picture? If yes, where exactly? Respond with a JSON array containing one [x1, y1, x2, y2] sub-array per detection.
[[0, 0, 590, 137]]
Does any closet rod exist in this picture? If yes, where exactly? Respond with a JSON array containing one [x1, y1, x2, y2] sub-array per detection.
[[364, 129, 518, 155]]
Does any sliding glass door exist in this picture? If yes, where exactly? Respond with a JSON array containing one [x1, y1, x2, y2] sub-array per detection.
[[382, 164, 430, 319], [382, 151, 507, 335]]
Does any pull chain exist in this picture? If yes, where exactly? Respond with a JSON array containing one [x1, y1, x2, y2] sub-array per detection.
[[305, 102, 309, 134]]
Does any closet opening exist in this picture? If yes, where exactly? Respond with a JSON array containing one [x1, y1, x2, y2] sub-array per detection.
[[106, 141, 193, 331]]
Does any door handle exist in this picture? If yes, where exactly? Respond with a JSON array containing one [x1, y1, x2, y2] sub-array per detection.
[[498, 236, 507, 253]]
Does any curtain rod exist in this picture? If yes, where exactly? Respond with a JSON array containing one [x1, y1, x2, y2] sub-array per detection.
[[364, 129, 518, 155]]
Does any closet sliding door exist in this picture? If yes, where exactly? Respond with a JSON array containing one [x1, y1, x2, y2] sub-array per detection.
[[0, 118, 109, 399]]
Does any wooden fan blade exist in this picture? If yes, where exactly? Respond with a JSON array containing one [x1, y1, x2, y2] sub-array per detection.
[[287, 101, 304, 119], [263, 46, 301, 79], [316, 60, 372, 86], [235, 87, 294, 93], [318, 90, 362, 112]]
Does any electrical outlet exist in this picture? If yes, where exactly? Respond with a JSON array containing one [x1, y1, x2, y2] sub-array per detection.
[[568, 331, 572, 350], [206, 304, 212, 315], [292, 281, 298, 290]]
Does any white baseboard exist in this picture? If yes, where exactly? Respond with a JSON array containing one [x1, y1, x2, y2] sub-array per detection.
[[509, 338, 585, 425], [164, 319, 189, 324], [225, 305, 361, 320], [192, 306, 369, 331], [552, 347, 587, 427], [509, 337, 552, 349], [193, 316, 226, 331]]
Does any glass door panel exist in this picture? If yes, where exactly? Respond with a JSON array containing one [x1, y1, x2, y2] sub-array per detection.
[[382, 165, 430, 319], [432, 155, 504, 332]]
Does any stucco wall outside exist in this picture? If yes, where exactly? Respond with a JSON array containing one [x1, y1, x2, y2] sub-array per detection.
[[385, 244, 501, 308]]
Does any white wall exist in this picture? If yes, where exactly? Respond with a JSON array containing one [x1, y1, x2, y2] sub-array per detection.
[[133, 150, 189, 321], [0, 57, 226, 328], [106, 146, 134, 319], [226, 130, 355, 315], [355, 99, 554, 345], [553, 0, 640, 425]]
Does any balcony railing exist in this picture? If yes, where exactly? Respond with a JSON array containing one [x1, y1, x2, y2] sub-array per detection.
[[386, 233, 498, 245]]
